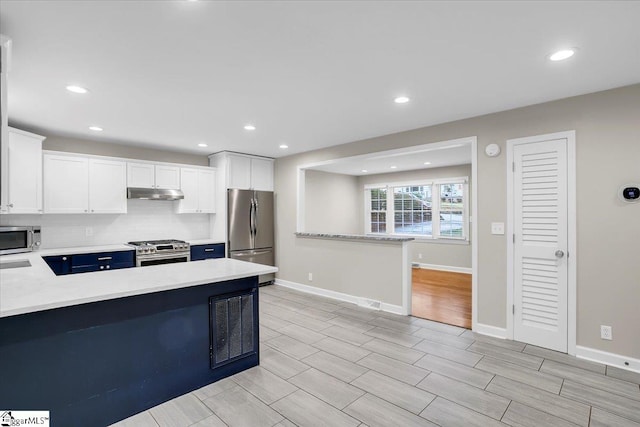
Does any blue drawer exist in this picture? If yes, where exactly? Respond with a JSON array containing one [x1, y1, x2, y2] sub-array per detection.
[[191, 243, 225, 261], [71, 250, 135, 273]]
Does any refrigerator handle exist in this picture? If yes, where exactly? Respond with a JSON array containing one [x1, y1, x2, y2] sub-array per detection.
[[249, 198, 255, 246], [254, 197, 259, 239]]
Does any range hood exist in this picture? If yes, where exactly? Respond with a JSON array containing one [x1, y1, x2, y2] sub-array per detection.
[[127, 187, 184, 201]]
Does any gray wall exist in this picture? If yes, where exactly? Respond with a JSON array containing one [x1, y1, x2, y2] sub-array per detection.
[[304, 170, 361, 234], [42, 134, 209, 166], [275, 84, 640, 358], [358, 164, 472, 269]]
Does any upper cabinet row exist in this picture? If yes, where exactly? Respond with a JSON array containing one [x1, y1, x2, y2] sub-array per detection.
[[0, 127, 217, 215]]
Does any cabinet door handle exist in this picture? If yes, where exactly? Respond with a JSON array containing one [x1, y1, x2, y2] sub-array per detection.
[[8, 203, 14, 208], [204, 249, 215, 252], [97, 257, 112, 261], [84, 209, 88, 212]]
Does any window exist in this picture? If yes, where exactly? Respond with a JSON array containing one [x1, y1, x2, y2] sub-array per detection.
[[439, 183, 464, 238], [365, 178, 468, 240], [369, 187, 387, 233], [393, 186, 432, 235]]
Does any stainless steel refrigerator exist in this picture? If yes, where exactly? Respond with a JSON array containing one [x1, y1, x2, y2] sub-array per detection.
[[227, 189, 275, 284]]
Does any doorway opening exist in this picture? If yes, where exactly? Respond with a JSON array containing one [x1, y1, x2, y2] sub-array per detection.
[[412, 267, 472, 328]]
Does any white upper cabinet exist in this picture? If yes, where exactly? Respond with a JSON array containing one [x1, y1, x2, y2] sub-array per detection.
[[251, 157, 274, 191], [44, 154, 90, 214], [44, 153, 127, 214], [227, 155, 252, 190], [126, 162, 155, 188], [176, 167, 216, 214], [223, 153, 274, 191], [127, 162, 180, 189], [88, 158, 127, 213], [2, 127, 45, 214], [197, 169, 216, 212], [155, 165, 180, 189]]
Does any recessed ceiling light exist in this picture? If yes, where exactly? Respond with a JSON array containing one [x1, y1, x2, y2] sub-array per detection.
[[66, 85, 89, 94], [244, 124, 256, 131], [549, 49, 576, 61], [279, 144, 289, 149], [390, 166, 397, 169], [88, 126, 103, 132], [198, 143, 208, 147], [423, 162, 431, 165], [361, 169, 368, 173], [394, 96, 410, 104]]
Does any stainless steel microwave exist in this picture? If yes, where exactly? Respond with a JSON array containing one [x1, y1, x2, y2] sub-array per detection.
[[0, 226, 42, 255]]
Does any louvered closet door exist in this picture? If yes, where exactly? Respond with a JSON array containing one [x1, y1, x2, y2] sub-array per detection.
[[514, 138, 568, 352]]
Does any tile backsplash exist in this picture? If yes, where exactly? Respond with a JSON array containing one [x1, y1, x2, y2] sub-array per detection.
[[0, 200, 212, 248]]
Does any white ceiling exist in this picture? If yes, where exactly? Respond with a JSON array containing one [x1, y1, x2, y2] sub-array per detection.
[[309, 140, 471, 176], [2, 1, 639, 158]]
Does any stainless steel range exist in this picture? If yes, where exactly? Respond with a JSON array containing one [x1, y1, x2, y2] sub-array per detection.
[[128, 239, 190, 267]]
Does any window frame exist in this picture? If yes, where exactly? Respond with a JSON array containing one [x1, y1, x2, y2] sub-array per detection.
[[364, 177, 469, 241]]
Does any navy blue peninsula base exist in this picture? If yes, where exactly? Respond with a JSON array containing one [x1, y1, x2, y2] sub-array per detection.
[[0, 276, 259, 426]]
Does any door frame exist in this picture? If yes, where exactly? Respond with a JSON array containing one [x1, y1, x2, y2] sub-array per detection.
[[506, 130, 577, 355]]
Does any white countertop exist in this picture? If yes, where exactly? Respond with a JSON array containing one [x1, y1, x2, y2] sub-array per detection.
[[0, 251, 277, 318], [37, 244, 134, 256]]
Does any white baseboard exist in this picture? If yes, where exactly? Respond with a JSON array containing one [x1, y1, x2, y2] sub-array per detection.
[[274, 279, 404, 315], [474, 323, 508, 339], [414, 263, 472, 274], [576, 345, 640, 374]]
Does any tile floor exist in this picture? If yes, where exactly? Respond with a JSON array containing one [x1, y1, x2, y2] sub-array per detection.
[[112, 285, 640, 427]]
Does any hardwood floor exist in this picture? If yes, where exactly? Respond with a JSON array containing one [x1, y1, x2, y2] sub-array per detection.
[[412, 268, 472, 329]]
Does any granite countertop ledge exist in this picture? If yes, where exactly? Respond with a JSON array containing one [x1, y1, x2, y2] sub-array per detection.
[[295, 232, 414, 243]]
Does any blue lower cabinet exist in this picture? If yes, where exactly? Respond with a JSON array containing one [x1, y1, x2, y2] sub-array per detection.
[[43, 250, 135, 275], [0, 276, 259, 427], [191, 243, 225, 261], [42, 255, 72, 275]]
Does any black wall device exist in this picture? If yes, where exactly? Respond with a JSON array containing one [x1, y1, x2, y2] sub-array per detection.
[[623, 187, 639, 200], [619, 184, 640, 203]]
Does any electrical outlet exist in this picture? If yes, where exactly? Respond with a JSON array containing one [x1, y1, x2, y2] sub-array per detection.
[[308, 273, 313, 282], [600, 325, 612, 340], [418, 253, 423, 259], [491, 222, 505, 235], [85, 227, 93, 237]]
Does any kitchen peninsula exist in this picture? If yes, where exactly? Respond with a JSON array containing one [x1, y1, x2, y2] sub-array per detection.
[[0, 253, 277, 426]]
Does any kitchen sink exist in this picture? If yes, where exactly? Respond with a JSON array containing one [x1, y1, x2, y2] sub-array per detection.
[[0, 259, 32, 269]]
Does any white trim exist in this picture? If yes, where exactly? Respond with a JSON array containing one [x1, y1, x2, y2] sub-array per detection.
[[273, 279, 404, 315], [506, 130, 577, 354], [296, 167, 305, 232], [365, 180, 433, 190], [296, 137, 475, 172], [471, 137, 479, 332], [401, 240, 411, 316], [414, 263, 472, 274], [576, 345, 640, 374], [475, 323, 508, 339]]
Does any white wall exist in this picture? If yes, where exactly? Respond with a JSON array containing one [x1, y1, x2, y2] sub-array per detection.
[[304, 170, 361, 234], [1, 200, 210, 248]]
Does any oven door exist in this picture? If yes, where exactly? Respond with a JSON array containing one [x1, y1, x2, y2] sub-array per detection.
[[137, 253, 190, 267]]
